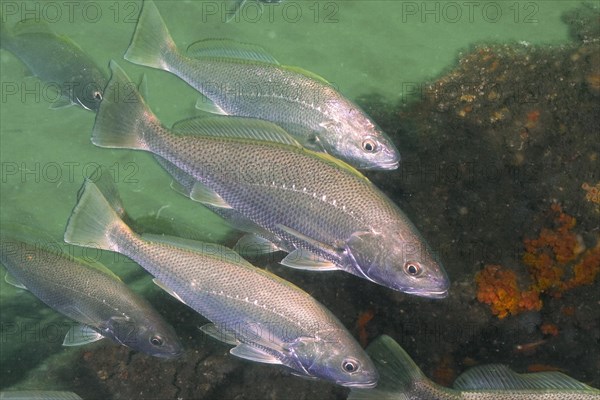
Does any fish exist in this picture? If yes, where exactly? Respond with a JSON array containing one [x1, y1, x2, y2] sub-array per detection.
[[0, 391, 83, 400], [92, 61, 449, 298], [63, 175, 378, 388], [349, 335, 600, 400], [0, 13, 107, 111], [0, 226, 183, 359], [123, 0, 400, 170]]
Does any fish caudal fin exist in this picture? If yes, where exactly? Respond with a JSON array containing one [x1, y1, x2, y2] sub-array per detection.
[[348, 335, 434, 400], [64, 175, 131, 252], [92, 60, 153, 150], [124, 0, 178, 71]]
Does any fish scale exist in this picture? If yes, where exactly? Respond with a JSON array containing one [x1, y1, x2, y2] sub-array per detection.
[[0, 233, 182, 358], [113, 231, 341, 339]]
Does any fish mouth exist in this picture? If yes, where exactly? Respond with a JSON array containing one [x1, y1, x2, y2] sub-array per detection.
[[405, 288, 449, 299], [360, 160, 399, 170], [340, 379, 378, 389]]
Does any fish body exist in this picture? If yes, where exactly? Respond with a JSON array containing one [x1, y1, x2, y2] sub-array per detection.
[[124, 0, 400, 170], [0, 391, 83, 400], [93, 61, 449, 298], [0, 230, 182, 358], [64, 177, 378, 388], [349, 335, 600, 400], [0, 16, 107, 110]]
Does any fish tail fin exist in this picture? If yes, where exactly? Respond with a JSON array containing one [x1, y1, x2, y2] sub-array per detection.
[[124, 0, 179, 71], [348, 335, 441, 400], [64, 173, 132, 252], [92, 60, 154, 150]]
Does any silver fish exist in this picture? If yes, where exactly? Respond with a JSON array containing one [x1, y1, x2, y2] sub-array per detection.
[[349, 335, 600, 400], [123, 0, 400, 170], [0, 391, 83, 400], [92, 61, 449, 298], [0, 14, 107, 111], [0, 228, 182, 359], [63, 176, 378, 388]]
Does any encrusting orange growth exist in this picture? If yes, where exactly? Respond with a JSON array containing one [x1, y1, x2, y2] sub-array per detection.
[[540, 323, 559, 336], [355, 308, 375, 348], [476, 203, 599, 319], [475, 265, 541, 319]]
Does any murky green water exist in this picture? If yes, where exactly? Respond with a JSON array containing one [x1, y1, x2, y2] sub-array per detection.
[[1, 1, 597, 399]]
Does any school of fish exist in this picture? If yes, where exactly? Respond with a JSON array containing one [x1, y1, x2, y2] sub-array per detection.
[[1, 0, 598, 399]]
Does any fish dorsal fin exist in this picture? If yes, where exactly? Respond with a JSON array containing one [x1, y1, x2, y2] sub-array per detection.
[[171, 116, 301, 147], [13, 18, 54, 35], [4, 272, 27, 290], [313, 151, 370, 181], [453, 364, 596, 391], [230, 343, 282, 365], [152, 278, 187, 305], [189, 182, 232, 209], [63, 324, 104, 346], [186, 39, 279, 65], [281, 65, 330, 85], [200, 323, 239, 345]]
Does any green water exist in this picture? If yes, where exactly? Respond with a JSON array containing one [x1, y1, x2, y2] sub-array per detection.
[[0, 1, 595, 399]]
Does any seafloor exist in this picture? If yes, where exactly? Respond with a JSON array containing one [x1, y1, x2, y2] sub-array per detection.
[[1, 2, 599, 399]]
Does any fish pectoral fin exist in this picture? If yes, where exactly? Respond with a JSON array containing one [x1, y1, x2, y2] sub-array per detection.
[[280, 249, 338, 271], [194, 94, 228, 115], [63, 324, 104, 346], [152, 278, 188, 305], [49, 95, 76, 110], [138, 73, 148, 99], [189, 182, 232, 209], [290, 372, 319, 380], [171, 116, 301, 147], [199, 323, 239, 346], [186, 38, 279, 65], [4, 272, 28, 290], [453, 364, 597, 391], [230, 344, 282, 365], [276, 224, 340, 255], [234, 234, 281, 255]]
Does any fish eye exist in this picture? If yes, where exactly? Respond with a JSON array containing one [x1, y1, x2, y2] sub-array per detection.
[[362, 138, 377, 153], [342, 358, 360, 374], [404, 261, 422, 276], [150, 335, 164, 347]]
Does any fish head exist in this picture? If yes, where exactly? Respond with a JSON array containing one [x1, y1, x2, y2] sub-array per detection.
[[71, 73, 107, 111], [345, 231, 449, 298], [318, 106, 400, 170], [287, 331, 378, 388], [107, 315, 184, 358]]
